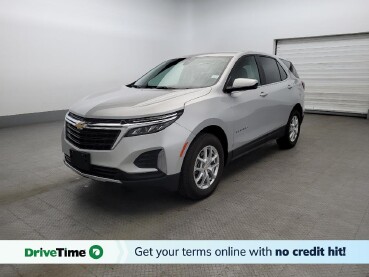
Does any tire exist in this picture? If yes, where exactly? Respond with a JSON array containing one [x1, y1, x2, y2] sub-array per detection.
[[277, 109, 301, 149], [178, 133, 225, 200]]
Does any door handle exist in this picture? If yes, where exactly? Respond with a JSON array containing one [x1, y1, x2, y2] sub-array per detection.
[[260, 92, 268, 97], [287, 84, 293, 89]]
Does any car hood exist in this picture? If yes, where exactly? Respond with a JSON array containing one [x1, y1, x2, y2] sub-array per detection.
[[69, 86, 211, 118]]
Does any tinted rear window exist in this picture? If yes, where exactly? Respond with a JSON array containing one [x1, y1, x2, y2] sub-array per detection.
[[258, 56, 281, 84], [281, 59, 299, 78]]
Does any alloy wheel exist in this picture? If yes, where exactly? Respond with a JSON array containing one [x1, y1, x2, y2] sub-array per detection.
[[289, 115, 299, 142], [193, 145, 220, 189]]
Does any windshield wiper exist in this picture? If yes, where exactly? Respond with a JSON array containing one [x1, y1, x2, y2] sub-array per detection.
[[155, 86, 177, 89], [127, 84, 157, 89], [126, 84, 141, 88], [128, 84, 189, 90]]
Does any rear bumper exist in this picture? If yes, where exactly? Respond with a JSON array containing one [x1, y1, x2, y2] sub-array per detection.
[[64, 157, 180, 190]]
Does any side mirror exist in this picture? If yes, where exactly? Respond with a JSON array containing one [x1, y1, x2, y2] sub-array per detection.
[[225, 78, 258, 93]]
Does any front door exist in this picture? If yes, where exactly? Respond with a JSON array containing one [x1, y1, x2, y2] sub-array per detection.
[[225, 55, 271, 150]]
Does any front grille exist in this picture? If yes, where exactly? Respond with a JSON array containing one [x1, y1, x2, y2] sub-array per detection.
[[68, 112, 122, 124], [65, 121, 121, 150]]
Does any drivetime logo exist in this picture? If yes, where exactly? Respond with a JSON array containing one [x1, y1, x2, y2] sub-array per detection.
[[25, 245, 103, 259]]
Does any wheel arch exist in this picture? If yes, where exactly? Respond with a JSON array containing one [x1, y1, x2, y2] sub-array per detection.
[[292, 103, 303, 121], [199, 125, 229, 163], [184, 124, 230, 165]]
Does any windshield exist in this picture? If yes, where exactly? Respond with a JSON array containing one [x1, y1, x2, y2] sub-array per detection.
[[129, 56, 232, 89]]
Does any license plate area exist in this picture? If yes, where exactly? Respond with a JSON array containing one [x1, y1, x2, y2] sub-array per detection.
[[70, 150, 91, 171]]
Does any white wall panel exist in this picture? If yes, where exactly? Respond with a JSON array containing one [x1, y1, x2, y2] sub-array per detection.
[[277, 34, 369, 114], [188, 0, 369, 55], [2, 0, 369, 116], [0, 0, 191, 116]]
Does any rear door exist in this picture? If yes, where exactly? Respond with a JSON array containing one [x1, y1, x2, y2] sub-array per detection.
[[255, 55, 293, 131]]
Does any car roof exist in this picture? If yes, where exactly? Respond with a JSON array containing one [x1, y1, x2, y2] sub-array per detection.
[[181, 51, 280, 59]]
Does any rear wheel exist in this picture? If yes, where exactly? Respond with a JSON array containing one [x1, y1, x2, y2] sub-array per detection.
[[277, 110, 301, 149], [179, 133, 224, 200]]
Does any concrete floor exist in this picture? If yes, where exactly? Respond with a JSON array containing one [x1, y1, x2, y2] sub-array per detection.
[[0, 114, 369, 276]]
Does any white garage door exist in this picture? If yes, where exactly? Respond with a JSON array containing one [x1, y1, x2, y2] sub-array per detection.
[[276, 33, 369, 116]]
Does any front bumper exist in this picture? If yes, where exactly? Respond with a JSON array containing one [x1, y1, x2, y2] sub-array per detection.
[[62, 119, 191, 186], [64, 157, 180, 189]]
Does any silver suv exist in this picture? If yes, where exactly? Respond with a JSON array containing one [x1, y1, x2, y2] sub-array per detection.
[[62, 52, 304, 199]]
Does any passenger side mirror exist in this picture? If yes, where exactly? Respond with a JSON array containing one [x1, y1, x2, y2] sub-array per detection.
[[225, 78, 258, 93]]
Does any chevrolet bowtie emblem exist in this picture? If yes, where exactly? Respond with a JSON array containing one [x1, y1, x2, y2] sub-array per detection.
[[75, 121, 87, 130]]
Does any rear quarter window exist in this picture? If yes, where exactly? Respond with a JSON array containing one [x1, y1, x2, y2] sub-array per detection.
[[281, 59, 300, 78]]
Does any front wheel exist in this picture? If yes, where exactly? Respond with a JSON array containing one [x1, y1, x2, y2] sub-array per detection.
[[277, 110, 301, 149], [179, 133, 224, 200]]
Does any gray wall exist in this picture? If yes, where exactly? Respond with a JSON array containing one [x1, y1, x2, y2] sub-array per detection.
[[0, 0, 191, 117]]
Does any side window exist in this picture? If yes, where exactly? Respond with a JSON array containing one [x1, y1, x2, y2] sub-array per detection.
[[226, 56, 260, 88], [257, 56, 281, 84], [277, 62, 288, 80]]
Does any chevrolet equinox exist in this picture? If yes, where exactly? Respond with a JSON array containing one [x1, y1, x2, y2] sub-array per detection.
[[62, 52, 304, 199]]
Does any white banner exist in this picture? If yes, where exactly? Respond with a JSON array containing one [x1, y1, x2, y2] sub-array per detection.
[[0, 240, 368, 264]]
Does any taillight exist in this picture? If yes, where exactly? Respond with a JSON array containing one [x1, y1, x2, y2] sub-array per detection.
[[301, 81, 305, 90]]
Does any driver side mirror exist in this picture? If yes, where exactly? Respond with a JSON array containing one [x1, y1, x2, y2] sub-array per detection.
[[225, 78, 258, 93]]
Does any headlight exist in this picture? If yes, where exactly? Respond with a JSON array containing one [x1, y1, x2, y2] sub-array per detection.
[[124, 110, 183, 137]]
